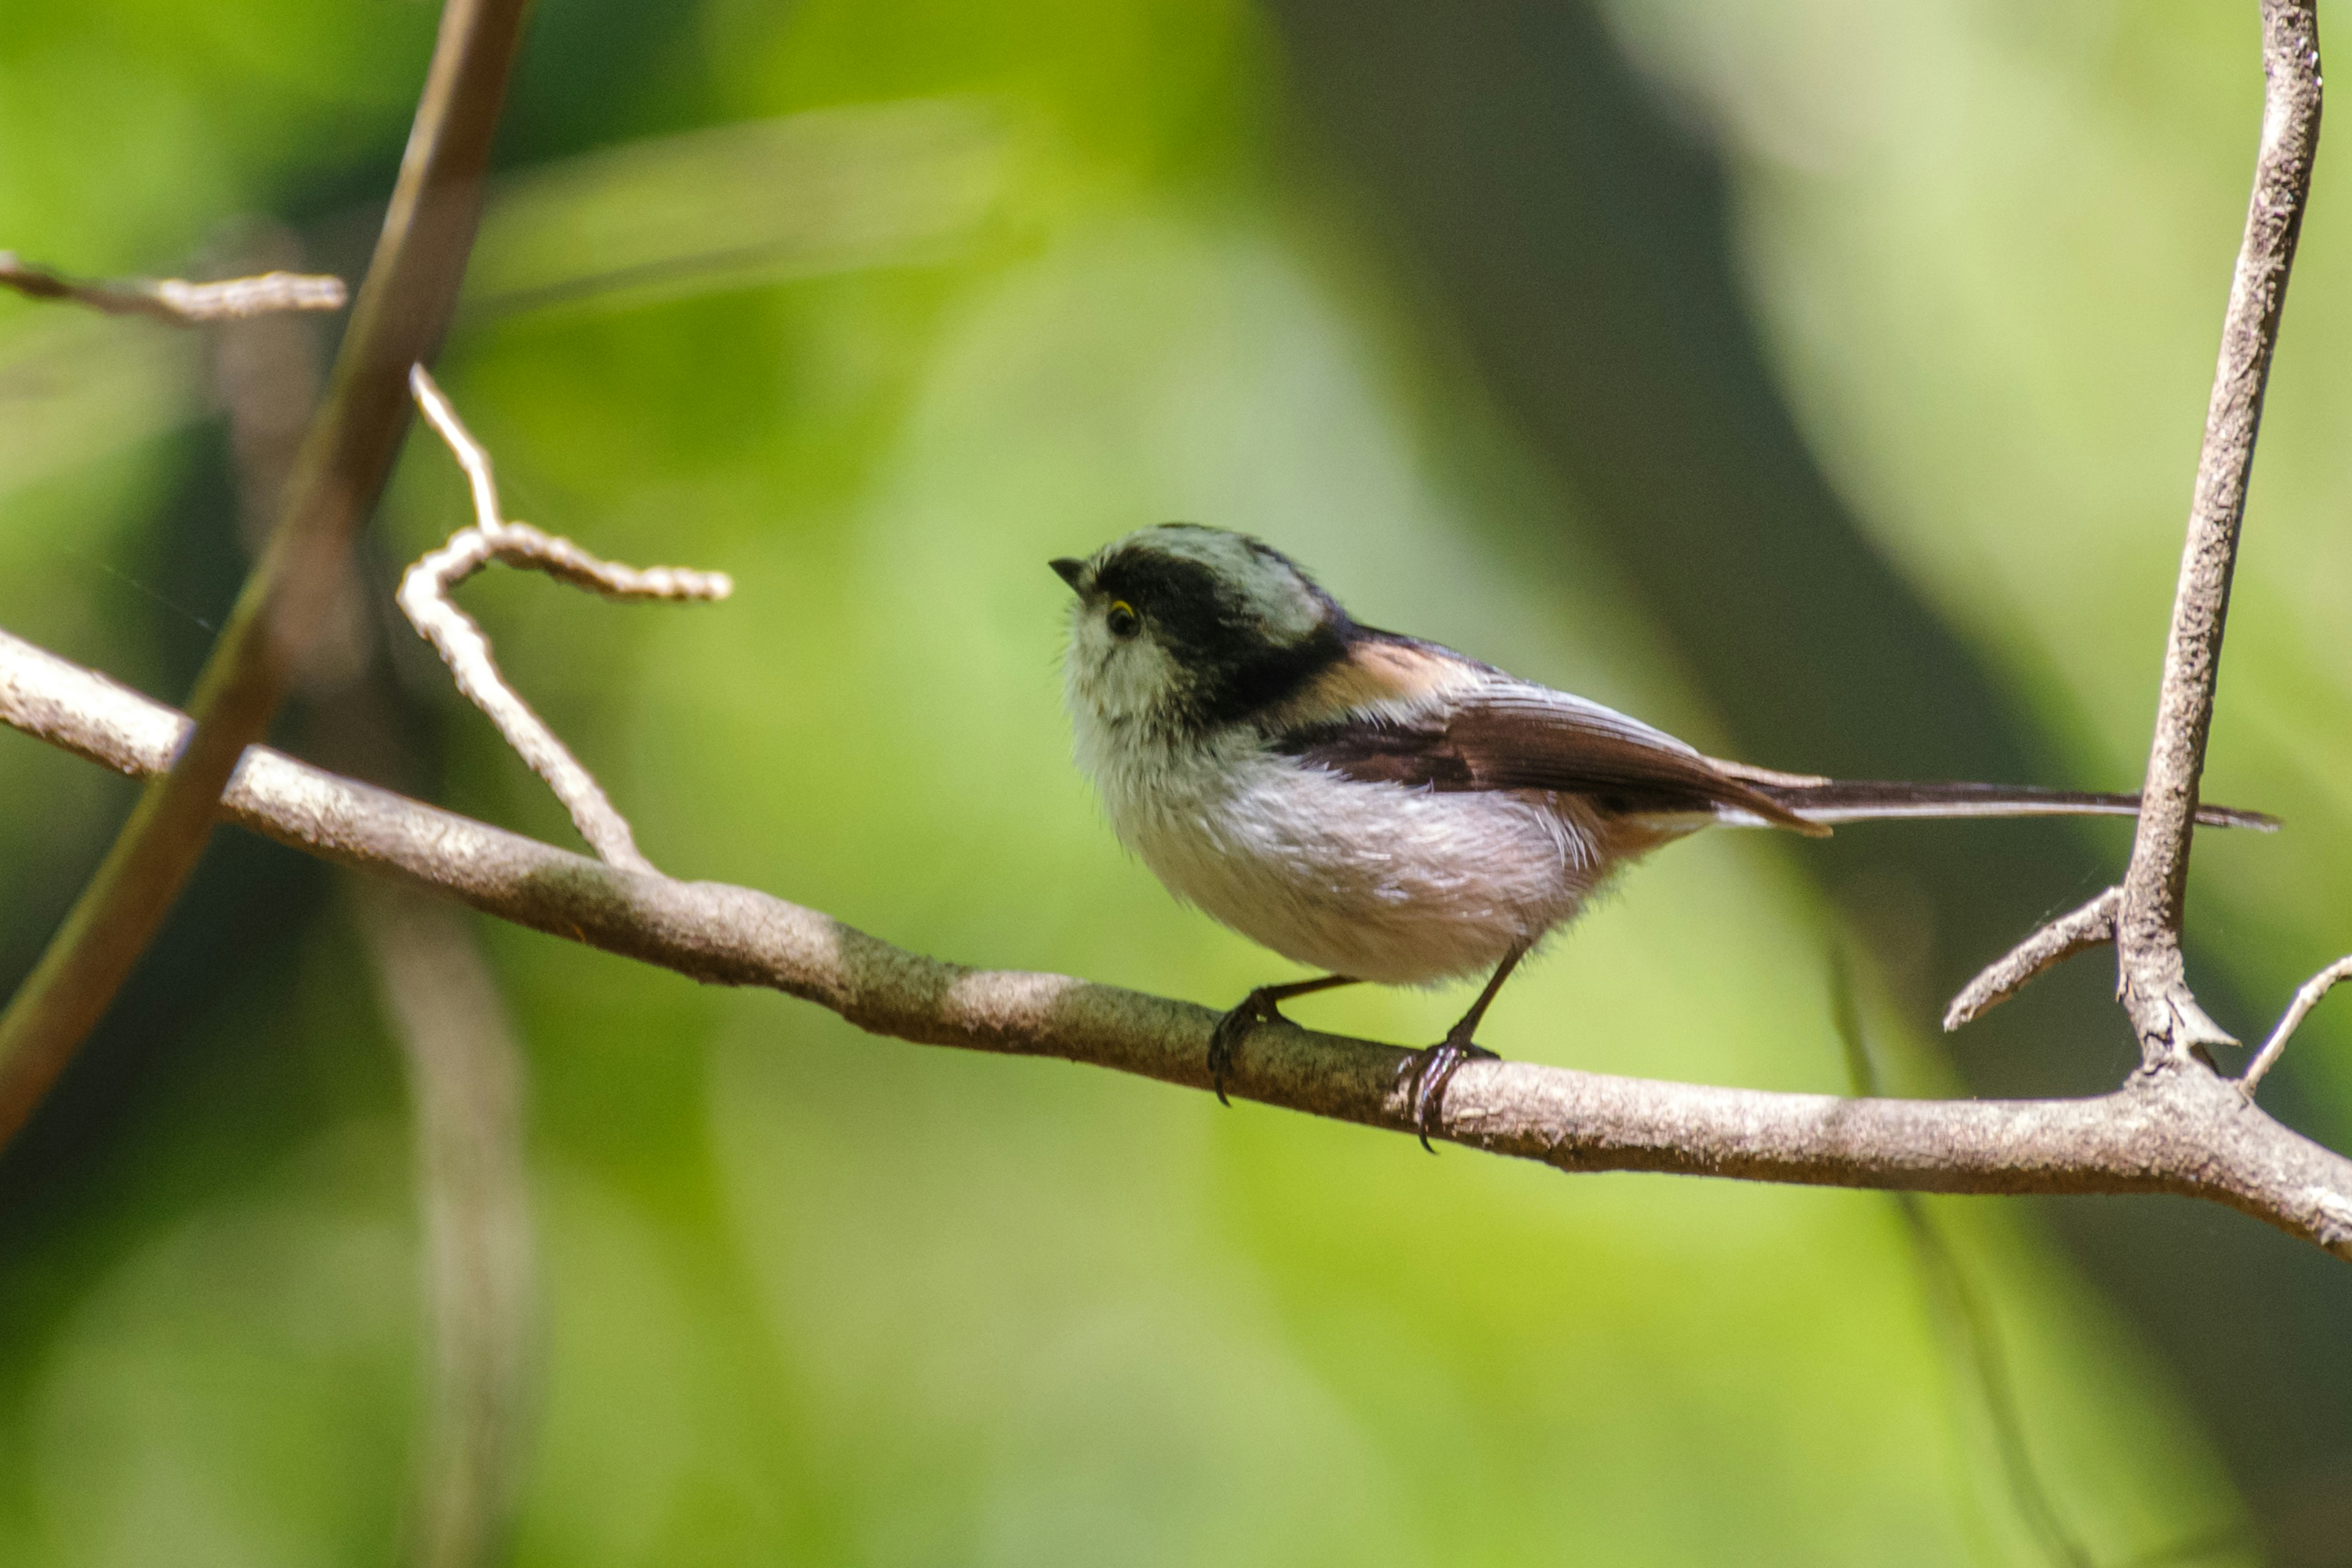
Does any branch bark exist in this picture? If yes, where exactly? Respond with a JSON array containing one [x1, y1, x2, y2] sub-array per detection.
[[0, 0, 534, 1147], [2116, 0, 2321, 1066], [0, 251, 347, 323], [358, 886, 536, 1568], [9, 623, 2352, 1259], [400, 367, 731, 873], [1943, 888, 2119, 1034]]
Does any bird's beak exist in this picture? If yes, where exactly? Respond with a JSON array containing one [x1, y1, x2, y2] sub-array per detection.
[[1049, 557, 1087, 594]]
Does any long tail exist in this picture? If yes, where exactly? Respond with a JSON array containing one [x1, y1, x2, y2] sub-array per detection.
[[1743, 777, 2277, 832]]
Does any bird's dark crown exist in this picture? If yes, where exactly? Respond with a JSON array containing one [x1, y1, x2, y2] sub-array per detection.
[[1069, 525, 1357, 730]]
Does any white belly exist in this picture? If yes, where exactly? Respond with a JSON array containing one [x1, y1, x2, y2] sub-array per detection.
[[1088, 741, 1606, 986]]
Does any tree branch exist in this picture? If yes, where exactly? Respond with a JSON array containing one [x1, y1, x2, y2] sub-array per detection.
[[2241, 956, 2352, 1098], [1943, 889, 2118, 1033], [357, 885, 537, 1568], [0, 251, 347, 323], [8, 624, 2352, 1261], [0, 0, 535, 1148], [400, 367, 731, 873], [2115, 0, 2321, 1066]]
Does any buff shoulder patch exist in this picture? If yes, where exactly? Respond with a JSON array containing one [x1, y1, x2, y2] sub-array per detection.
[[1281, 638, 1482, 725]]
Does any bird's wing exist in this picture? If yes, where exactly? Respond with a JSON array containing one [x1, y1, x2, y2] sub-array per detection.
[[1272, 666, 1830, 837]]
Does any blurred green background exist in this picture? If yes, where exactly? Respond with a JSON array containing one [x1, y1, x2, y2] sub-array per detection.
[[2, 0, 2349, 1562]]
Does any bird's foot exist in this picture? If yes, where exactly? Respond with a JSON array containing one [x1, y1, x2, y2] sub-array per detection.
[[1208, 987, 1293, 1106], [1397, 1033, 1501, 1152]]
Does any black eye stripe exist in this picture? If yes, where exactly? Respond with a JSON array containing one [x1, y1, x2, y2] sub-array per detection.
[[1085, 541, 1351, 728], [1089, 552, 1231, 646]]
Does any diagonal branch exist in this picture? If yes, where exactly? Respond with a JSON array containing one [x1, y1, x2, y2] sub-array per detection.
[[8, 622, 2352, 1261], [1943, 889, 2119, 1033], [2116, 0, 2322, 1066], [0, 0, 535, 1150], [0, 250, 347, 323], [2241, 956, 2352, 1098], [400, 368, 731, 874]]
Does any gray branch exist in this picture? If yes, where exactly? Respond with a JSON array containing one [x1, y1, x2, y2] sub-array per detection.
[[400, 368, 731, 874], [2114, 0, 2321, 1065], [9, 622, 2352, 1260], [1943, 888, 2118, 1033], [357, 886, 537, 1568], [2242, 956, 2352, 1098]]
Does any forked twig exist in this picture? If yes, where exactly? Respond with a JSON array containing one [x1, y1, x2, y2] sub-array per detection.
[[2242, 956, 2352, 1097], [401, 366, 731, 874], [1944, 889, 2120, 1033], [0, 249, 347, 323]]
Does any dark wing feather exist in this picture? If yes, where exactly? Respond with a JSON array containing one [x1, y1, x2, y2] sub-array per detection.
[[1275, 686, 1830, 836]]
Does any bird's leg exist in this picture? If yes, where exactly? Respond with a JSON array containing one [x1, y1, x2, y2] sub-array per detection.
[[1400, 946, 1527, 1152], [1208, 974, 1359, 1105]]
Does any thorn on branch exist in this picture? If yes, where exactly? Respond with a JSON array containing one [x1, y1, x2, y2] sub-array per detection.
[[2241, 956, 2352, 1099], [1944, 889, 2120, 1033], [401, 365, 732, 876], [0, 249, 347, 324]]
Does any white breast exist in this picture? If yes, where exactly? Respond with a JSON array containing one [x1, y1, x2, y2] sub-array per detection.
[[1079, 728, 1607, 987]]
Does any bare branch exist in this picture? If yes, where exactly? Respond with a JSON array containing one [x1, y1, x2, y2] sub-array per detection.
[[2241, 956, 2352, 1098], [0, 249, 347, 324], [0, 0, 535, 1151], [356, 886, 536, 1568], [1943, 889, 2119, 1033], [2116, 0, 2322, 1066], [8, 625, 2352, 1261], [400, 366, 731, 873]]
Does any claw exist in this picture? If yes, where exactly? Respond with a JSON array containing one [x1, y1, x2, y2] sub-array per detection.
[[1207, 990, 1283, 1105], [1397, 1035, 1501, 1152]]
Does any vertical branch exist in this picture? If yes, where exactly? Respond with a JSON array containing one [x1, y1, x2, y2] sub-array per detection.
[[358, 887, 537, 1568], [2117, 0, 2321, 1065], [0, 0, 534, 1145], [209, 229, 541, 1568]]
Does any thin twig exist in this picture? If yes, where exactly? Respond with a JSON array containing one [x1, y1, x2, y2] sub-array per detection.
[[401, 367, 731, 873], [2241, 956, 2352, 1097], [2116, 0, 2321, 1066], [356, 886, 537, 1568], [0, 250, 347, 323], [1944, 889, 2120, 1033], [0, 0, 535, 1151], [9, 626, 2352, 1262]]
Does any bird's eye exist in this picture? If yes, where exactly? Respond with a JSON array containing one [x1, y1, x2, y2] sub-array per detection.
[[1105, 601, 1140, 639]]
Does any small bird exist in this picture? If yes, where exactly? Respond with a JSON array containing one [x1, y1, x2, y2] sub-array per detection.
[[1052, 524, 2273, 1145]]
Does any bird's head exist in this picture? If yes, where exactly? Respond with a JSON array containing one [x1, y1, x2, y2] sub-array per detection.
[[1052, 524, 1348, 739]]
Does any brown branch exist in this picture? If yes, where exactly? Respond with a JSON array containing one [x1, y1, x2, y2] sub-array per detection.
[[0, 249, 347, 323], [0, 0, 535, 1149], [8, 625, 2352, 1262], [2116, 0, 2321, 1066], [399, 368, 731, 873], [204, 240, 537, 1568], [1943, 888, 2119, 1033]]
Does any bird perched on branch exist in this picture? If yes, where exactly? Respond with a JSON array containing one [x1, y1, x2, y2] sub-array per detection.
[[1052, 524, 2273, 1146]]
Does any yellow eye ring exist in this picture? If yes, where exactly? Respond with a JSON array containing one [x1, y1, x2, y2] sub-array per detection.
[[1105, 601, 1140, 639]]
